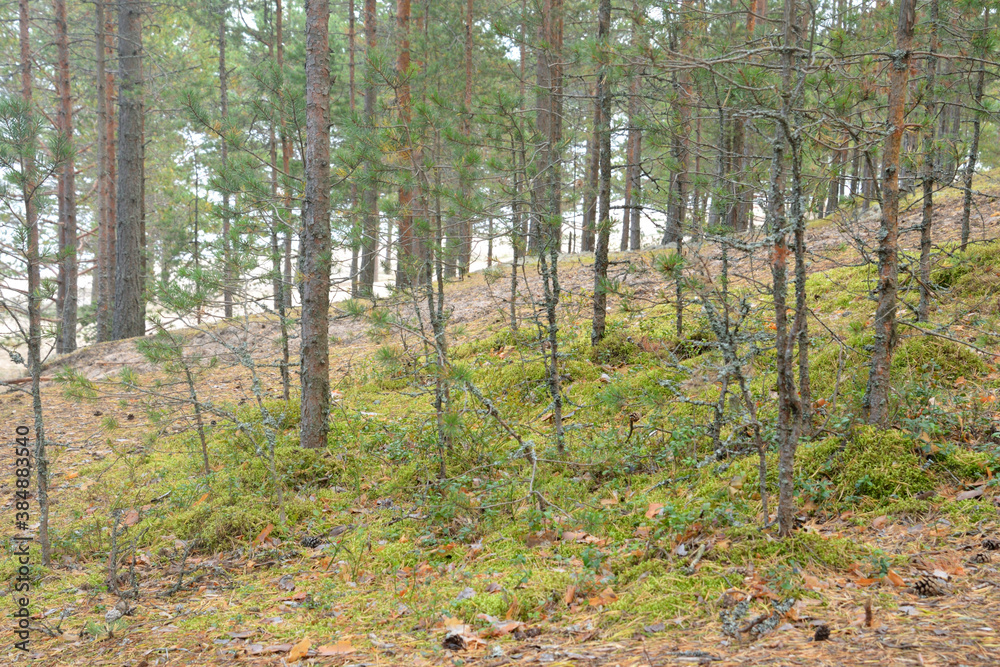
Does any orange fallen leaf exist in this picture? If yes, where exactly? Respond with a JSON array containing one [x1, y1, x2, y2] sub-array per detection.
[[193, 492, 210, 506], [253, 523, 275, 546], [564, 584, 576, 605], [65, 471, 79, 480], [645, 503, 665, 519], [287, 637, 311, 662], [317, 640, 355, 656], [886, 570, 905, 587]]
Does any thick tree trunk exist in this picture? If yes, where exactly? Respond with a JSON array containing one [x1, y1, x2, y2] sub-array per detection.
[[300, 0, 332, 449], [95, 0, 114, 342], [55, 0, 77, 353], [112, 0, 145, 340], [864, 0, 916, 425], [591, 0, 612, 344]]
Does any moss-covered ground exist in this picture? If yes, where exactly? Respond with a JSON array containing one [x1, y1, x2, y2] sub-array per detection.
[[1, 185, 999, 666]]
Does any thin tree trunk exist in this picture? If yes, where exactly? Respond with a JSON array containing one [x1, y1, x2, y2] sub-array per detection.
[[458, 0, 474, 277], [591, 0, 611, 344], [219, 18, 233, 318], [622, 8, 645, 253], [300, 0, 332, 449], [918, 0, 939, 322], [55, 0, 77, 353], [582, 89, 599, 252], [864, 0, 916, 425], [19, 0, 50, 567], [396, 0, 415, 287], [359, 0, 379, 295], [961, 9, 988, 252], [348, 0, 360, 296], [112, 0, 145, 340], [278, 0, 293, 309]]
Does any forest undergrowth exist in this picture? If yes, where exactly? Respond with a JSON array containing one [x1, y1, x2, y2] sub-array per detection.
[[2, 187, 1000, 666]]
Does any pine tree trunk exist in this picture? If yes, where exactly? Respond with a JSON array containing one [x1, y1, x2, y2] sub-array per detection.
[[95, 0, 113, 341], [55, 0, 77, 353], [864, 0, 916, 425], [396, 0, 415, 287], [961, 8, 988, 252], [219, 18, 233, 318], [918, 0, 939, 322], [19, 0, 50, 567], [581, 90, 599, 252], [359, 0, 379, 295], [300, 0, 332, 449], [591, 0, 611, 344], [112, 0, 145, 340], [458, 0, 474, 277]]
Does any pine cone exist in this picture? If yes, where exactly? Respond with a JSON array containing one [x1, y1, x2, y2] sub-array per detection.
[[300, 535, 323, 549], [983, 538, 1000, 551], [814, 624, 831, 642], [970, 552, 991, 564], [912, 576, 950, 597]]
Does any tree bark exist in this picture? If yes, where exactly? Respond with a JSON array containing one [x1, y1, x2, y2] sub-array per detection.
[[864, 0, 916, 425], [458, 0, 474, 277], [55, 0, 77, 353], [112, 0, 145, 340], [300, 0, 332, 449], [19, 0, 50, 567], [591, 0, 612, 345], [918, 0, 939, 322], [359, 0, 379, 295], [581, 89, 599, 252], [218, 18, 233, 318], [95, 0, 115, 342], [961, 8, 988, 252], [396, 0, 415, 286]]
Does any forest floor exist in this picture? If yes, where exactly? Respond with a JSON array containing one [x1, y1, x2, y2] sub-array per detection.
[[2, 184, 1000, 666]]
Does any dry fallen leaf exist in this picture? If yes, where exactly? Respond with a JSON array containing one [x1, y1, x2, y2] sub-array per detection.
[[253, 523, 275, 546], [956, 487, 985, 501], [317, 639, 355, 656], [886, 570, 905, 587], [645, 503, 665, 519], [287, 637, 311, 662]]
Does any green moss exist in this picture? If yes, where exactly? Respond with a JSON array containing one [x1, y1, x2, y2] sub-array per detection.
[[724, 527, 869, 570], [163, 496, 312, 550], [892, 336, 986, 383], [798, 427, 933, 505], [934, 446, 991, 479], [932, 240, 1000, 300]]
